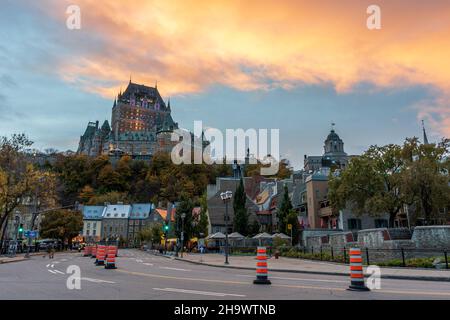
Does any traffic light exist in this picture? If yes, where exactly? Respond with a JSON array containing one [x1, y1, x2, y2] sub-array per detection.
[[18, 224, 23, 233], [163, 224, 169, 232]]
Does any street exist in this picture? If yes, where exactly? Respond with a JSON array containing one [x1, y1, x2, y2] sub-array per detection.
[[0, 249, 449, 300]]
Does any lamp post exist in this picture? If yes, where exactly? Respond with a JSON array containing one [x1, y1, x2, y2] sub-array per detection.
[[180, 213, 186, 258], [220, 191, 233, 265]]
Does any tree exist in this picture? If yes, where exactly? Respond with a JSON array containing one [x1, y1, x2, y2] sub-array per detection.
[[195, 193, 209, 237], [233, 178, 249, 235], [151, 223, 163, 244], [175, 193, 194, 247], [40, 210, 83, 246], [277, 184, 292, 233], [401, 138, 450, 224], [79, 185, 95, 204], [0, 134, 57, 248], [329, 144, 408, 227], [87, 191, 128, 205], [249, 219, 260, 236]]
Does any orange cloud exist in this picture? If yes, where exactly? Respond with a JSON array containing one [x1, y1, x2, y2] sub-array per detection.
[[37, 0, 450, 136]]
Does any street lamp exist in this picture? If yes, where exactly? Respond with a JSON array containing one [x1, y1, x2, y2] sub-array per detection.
[[180, 213, 186, 258], [220, 191, 233, 265]]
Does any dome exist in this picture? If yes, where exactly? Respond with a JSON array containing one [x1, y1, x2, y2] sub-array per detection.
[[326, 129, 341, 142]]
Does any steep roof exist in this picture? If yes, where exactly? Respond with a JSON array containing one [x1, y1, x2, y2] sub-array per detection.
[[130, 203, 153, 219], [155, 208, 176, 222], [122, 81, 166, 108], [102, 204, 131, 219], [82, 206, 105, 220]]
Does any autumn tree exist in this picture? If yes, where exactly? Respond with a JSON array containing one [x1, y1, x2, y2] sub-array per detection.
[[40, 209, 83, 246], [0, 134, 57, 248]]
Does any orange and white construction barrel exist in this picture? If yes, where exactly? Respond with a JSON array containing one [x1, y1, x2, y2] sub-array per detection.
[[105, 246, 117, 269], [96, 245, 106, 266], [348, 247, 370, 291], [253, 246, 271, 285]]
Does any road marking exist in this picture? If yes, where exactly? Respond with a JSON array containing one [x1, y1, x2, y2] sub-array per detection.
[[47, 270, 57, 274], [237, 274, 347, 283], [160, 267, 191, 272], [46, 264, 50, 268], [54, 261, 60, 264], [116, 269, 450, 297], [143, 263, 154, 266], [53, 270, 65, 275], [153, 287, 246, 297], [81, 277, 116, 284], [50, 264, 54, 268], [60, 259, 68, 262], [136, 259, 143, 263]]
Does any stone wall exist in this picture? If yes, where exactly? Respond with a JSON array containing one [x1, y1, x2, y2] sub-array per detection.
[[412, 226, 450, 249], [301, 229, 342, 247]]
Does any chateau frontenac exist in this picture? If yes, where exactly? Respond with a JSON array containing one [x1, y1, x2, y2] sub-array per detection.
[[77, 80, 179, 158]]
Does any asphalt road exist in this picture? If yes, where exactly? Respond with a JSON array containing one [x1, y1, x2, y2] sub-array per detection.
[[0, 249, 449, 300]]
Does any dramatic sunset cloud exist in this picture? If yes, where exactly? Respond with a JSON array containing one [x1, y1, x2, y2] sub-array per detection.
[[22, 0, 450, 136]]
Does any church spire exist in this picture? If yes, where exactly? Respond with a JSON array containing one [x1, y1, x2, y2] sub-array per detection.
[[422, 120, 429, 145], [167, 97, 171, 110]]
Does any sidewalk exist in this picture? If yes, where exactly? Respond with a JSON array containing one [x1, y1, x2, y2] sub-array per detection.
[[0, 251, 75, 264], [168, 252, 450, 282]]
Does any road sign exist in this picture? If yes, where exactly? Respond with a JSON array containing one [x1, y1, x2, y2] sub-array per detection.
[[24, 231, 38, 238], [287, 224, 292, 230]]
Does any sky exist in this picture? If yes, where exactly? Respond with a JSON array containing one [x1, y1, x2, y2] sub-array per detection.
[[0, 0, 449, 169]]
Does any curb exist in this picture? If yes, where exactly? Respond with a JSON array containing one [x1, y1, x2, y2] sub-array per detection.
[[151, 252, 450, 282]]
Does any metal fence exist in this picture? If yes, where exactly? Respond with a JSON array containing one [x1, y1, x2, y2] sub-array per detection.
[[278, 246, 450, 269], [204, 245, 450, 269]]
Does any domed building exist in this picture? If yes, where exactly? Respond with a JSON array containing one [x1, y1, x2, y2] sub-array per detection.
[[304, 125, 354, 173]]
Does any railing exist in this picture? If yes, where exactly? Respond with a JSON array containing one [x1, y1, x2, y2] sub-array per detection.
[[279, 246, 450, 269]]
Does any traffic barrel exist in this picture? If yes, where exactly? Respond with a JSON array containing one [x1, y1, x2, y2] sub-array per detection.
[[348, 248, 370, 291], [105, 246, 117, 269], [96, 245, 106, 266], [83, 245, 90, 257], [253, 246, 271, 285], [83, 246, 92, 257], [91, 245, 97, 259]]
